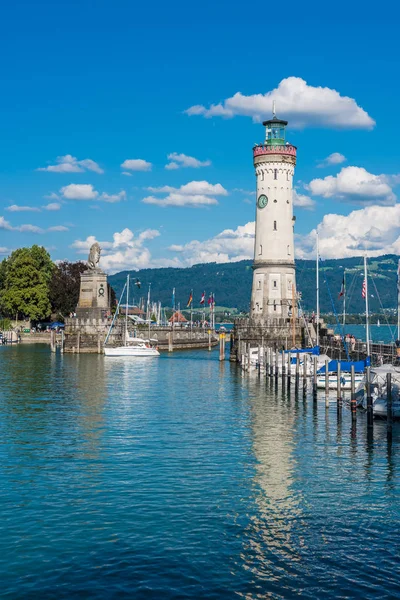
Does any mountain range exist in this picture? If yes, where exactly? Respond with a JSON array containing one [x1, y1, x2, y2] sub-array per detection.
[[108, 254, 400, 315]]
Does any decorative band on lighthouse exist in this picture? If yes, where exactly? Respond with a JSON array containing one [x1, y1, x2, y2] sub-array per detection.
[[250, 111, 297, 320]]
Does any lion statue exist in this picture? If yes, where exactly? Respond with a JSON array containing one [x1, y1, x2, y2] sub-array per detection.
[[87, 242, 101, 270]]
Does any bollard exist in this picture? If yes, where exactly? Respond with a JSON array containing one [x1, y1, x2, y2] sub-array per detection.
[[325, 358, 329, 408], [387, 372, 392, 434], [337, 362, 342, 406], [350, 365, 356, 420], [313, 355, 317, 398], [366, 366, 373, 429]]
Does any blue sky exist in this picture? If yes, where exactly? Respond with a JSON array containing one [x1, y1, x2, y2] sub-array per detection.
[[1, 0, 400, 271]]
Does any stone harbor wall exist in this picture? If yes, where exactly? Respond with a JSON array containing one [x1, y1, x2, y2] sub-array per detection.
[[230, 317, 305, 362]]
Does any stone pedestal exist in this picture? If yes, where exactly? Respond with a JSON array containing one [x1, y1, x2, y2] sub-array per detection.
[[76, 269, 110, 319]]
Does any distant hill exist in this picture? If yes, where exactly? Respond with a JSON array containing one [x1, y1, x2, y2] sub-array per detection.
[[108, 254, 400, 314]]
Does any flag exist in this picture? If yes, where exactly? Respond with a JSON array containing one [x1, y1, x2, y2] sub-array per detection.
[[338, 275, 345, 298], [362, 278, 366, 299], [186, 291, 193, 308], [199, 291, 205, 305], [208, 293, 212, 305]]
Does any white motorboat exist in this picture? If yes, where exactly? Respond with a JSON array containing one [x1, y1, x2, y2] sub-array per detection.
[[104, 337, 160, 357], [356, 365, 400, 418], [316, 372, 364, 390]]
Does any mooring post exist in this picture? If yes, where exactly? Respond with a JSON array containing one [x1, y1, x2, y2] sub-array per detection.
[[247, 343, 251, 371], [366, 366, 373, 429], [337, 362, 342, 407], [270, 348, 274, 378], [265, 346, 269, 375], [274, 351, 279, 380], [97, 332, 101, 354], [287, 351, 291, 388], [208, 330, 212, 352], [325, 358, 329, 408], [282, 349, 286, 379], [50, 329, 56, 353], [303, 354, 308, 395], [257, 345, 261, 375], [60, 329, 64, 353], [295, 353, 300, 382], [313, 355, 317, 399], [219, 333, 224, 361], [387, 371, 392, 436], [77, 331, 81, 354], [350, 365, 356, 420]]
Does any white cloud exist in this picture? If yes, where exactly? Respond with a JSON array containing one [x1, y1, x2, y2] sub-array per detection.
[[38, 154, 104, 174], [0, 217, 13, 230], [100, 191, 127, 203], [307, 166, 395, 205], [0, 247, 10, 255], [296, 205, 400, 259], [121, 159, 152, 172], [168, 222, 255, 265], [293, 190, 316, 210], [48, 225, 69, 232], [147, 180, 228, 196], [165, 153, 211, 170], [121, 171, 132, 176], [18, 224, 44, 233], [144, 180, 227, 208], [185, 77, 375, 129], [6, 204, 41, 212], [317, 152, 346, 168], [43, 202, 61, 211], [70, 227, 165, 273], [44, 192, 60, 200], [60, 183, 99, 200], [142, 193, 218, 208]]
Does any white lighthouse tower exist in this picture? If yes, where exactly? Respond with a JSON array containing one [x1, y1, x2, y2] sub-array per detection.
[[250, 108, 297, 320]]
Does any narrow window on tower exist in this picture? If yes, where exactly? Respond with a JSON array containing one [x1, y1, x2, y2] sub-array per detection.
[[273, 302, 277, 312], [287, 171, 289, 181], [287, 245, 291, 255], [274, 169, 278, 180], [259, 244, 262, 255], [273, 280, 277, 288], [257, 279, 261, 290], [261, 170, 264, 181], [273, 220, 277, 231]]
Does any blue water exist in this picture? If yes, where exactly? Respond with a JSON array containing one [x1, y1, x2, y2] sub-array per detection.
[[1, 344, 400, 598], [331, 323, 397, 343]]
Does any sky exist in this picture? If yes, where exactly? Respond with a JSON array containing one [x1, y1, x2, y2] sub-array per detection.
[[1, 0, 400, 273]]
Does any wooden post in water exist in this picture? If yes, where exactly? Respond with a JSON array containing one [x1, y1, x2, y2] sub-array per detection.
[[313, 355, 317, 399], [219, 333, 225, 361], [337, 362, 342, 406], [350, 365, 356, 420], [265, 346, 269, 375], [303, 354, 308, 395], [387, 372, 392, 435], [257, 345, 261, 375], [366, 366, 373, 429], [60, 329, 64, 354], [247, 343, 251, 371], [77, 331, 81, 354], [295, 353, 300, 382], [287, 351, 291, 387], [274, 351, 279, 380], [282, 350, 286, 379], [325, 358, 329, 408], [50, 329, 56, 353], [270, 348, 274, 378], [208, 329, 212, 352], [97, 332, 101, 354]]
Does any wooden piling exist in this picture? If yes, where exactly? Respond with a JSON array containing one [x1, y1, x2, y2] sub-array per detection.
[[313, 355, 317, 398], [337, 362, 342, 406], [366, 366, 373, 429], [387, 372, 392, 434], [50, 329, 56, 353], [303, 354, 307, 395], [77, 331, 81, 354], [274, 352, 279, 380], [208, 330, 212, 352], [270, 348, 274, 378], [219, 333, 225, 361], [287, 351, 291, 387], [325, 358, 329, 408], [168, 332, 173, 352], [350, 365, 356, 420], [257, 345, 261, 375]]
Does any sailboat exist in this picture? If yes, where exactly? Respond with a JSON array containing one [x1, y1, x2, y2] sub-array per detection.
[[104, 275, 160, 358]]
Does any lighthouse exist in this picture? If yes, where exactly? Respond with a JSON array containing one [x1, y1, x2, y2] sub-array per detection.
[[250, 108, 297, 320]]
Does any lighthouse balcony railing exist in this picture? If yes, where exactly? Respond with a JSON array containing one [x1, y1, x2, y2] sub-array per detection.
[[253, 144, 297, 158]]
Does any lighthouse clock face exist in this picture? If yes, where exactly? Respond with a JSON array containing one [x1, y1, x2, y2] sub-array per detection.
[[257, 194, 268, 209]]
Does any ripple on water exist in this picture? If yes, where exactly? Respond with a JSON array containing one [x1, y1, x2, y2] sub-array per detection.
[[0, 345, 400, 598]]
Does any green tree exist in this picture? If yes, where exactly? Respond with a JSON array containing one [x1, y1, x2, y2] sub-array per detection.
[[49, 260, 88, 318], [0, 246, 54, 320]]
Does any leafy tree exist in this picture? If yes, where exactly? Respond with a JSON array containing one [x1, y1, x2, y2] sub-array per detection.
[[49, 260, 88, 317], [0, 246, 54, 320]]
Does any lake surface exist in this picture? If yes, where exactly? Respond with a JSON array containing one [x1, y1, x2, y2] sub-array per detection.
[[1, 344, 400, 598], [330, 323, 398, 344]]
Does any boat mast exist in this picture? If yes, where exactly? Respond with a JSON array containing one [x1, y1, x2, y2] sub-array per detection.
[[364, 255, 370, 357], [343, 270, 346, 332], [124, 274, 130, 344], [316, 232, 319, 348], [147, 283, 151, 340]]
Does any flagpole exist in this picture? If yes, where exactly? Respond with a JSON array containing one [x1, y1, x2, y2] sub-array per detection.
[[316, 232, 319, 348], [397, 259, 400, 341], [343, 270, 346, 331], [364, 255, 370, 357]]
